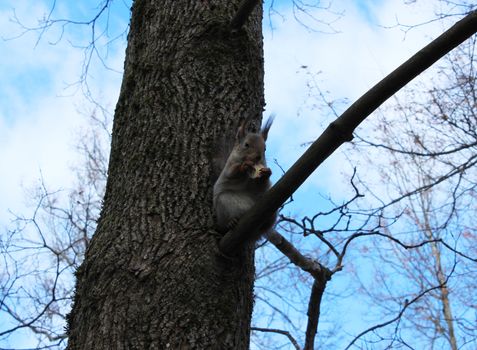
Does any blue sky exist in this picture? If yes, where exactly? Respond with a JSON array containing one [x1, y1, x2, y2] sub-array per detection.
[[0, 1, 127, 224], [0, 0, 445, 223], [0, 0, 456, 348]]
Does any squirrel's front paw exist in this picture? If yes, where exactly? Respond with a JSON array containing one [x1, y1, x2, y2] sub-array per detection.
[[258, 167, 272, 179]]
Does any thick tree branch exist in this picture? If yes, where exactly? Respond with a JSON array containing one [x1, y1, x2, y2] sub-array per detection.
[[267, 230, 331, 280], [219, 10, 477, 256], [304, 278, 327, 350], [267, 231, 329, 349], [230, 0, 260, 31]]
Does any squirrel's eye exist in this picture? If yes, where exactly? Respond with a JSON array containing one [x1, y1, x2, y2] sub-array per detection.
[[244, 143, 249, 148]]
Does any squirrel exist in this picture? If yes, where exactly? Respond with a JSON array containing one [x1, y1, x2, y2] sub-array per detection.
[[213, 116, 276, 236]]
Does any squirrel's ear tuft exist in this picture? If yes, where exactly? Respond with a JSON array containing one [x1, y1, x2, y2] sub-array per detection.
[[261, 114, 274, 141], [235, 120, 247, 142]]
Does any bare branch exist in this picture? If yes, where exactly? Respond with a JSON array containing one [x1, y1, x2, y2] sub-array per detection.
[[252, 327, 301, 350], [265, 230, 330, 349], [267, 230, 331, 280], [304, 278, 327, 350], [0, 111, 108, 345], [219, 10, 477, 256], [344, 266, 457, 350], [354, 135, 477, 158]]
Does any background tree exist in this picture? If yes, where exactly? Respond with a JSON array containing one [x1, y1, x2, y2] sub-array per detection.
[[345, 37, 477, 348], [0, 111, 109, 348]]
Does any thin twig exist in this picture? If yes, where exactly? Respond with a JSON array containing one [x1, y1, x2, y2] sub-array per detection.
[[252, 327, 301, 350], [344, 262, 457, 350]]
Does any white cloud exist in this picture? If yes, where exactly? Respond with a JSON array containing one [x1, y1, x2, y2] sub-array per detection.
[[0, 1, 125, 224]]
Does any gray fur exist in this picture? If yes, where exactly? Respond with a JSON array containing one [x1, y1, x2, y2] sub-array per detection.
[[213, 117, 275, 233]]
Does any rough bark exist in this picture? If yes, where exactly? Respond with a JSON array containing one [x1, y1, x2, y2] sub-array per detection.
[[66, 1, 264, 349]]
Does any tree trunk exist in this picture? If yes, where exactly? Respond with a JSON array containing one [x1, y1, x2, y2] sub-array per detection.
[[422, 206, 458, 350], [66, 1, 264, 349]]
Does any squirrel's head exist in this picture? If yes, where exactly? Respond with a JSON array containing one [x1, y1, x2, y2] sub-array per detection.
[[234, 116, 274, 163]]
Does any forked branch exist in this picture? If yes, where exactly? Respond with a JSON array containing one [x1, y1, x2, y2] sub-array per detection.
[[267, 230, 331, 280], [267, 230, 330, 349]]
